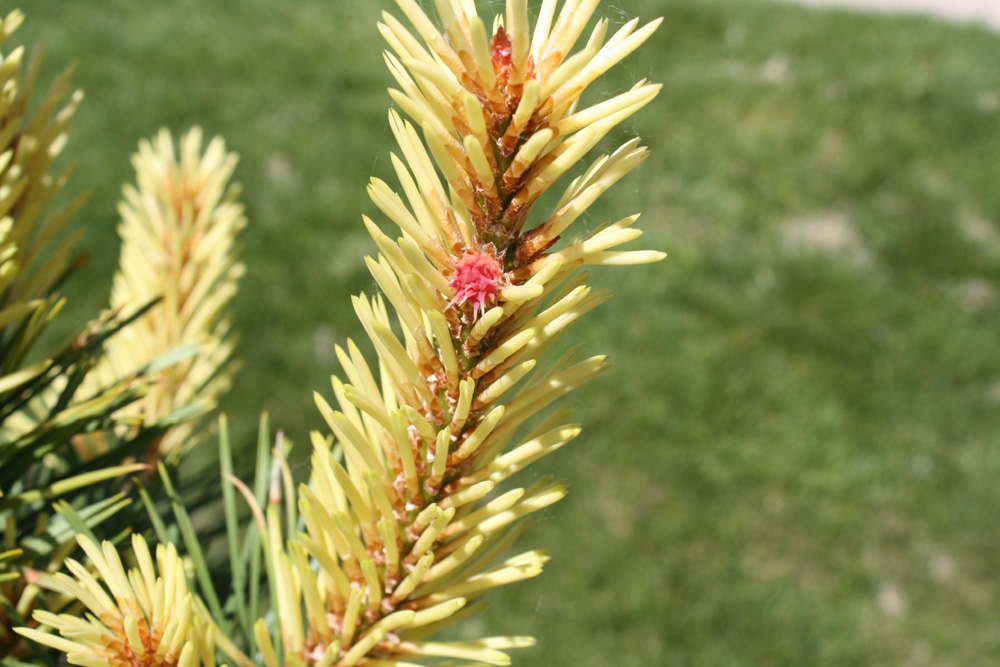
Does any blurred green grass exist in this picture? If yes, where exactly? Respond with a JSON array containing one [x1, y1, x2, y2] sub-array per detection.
[[19, 0, 1000, 664]]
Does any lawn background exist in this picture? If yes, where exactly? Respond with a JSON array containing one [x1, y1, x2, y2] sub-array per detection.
[[18, 0, 1000, 665]]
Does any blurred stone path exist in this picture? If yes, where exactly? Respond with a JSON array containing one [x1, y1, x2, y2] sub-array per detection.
[[787, 0, 1000, 31]]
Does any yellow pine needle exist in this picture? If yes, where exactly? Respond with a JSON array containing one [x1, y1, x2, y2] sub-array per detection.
[[0, 10, 25, 41], [277, 553, 304, 653], [470, 328, 536, 379], [539, 45, 596, 102], [363, 469, 398, 527], [399, 237, 448, 287], [14, 628, 88, 657], [59, 560, 110, 611], [449, 378, 475, 432], [532, 183, 607, 246], [452, 405, 505, 461], [409, 503, 442, 537], [529, 0, 558, 61], [408, 507, 454, 566], [549, 17, 663, 118], [387, 114, 450, 238], [401, 55, 462, 100], [297, 531, 350, 609], [377, 13, 434, 68], [300, 490, 359, 578], [365, 256, 424, 337], [462, 92, 488, 147], [367, 181, 430, 244], [556, 140, 646, 211], [394, 0, 466, 81], [389, 553, 434, 605], [419, 122, 475, 218], [425, 309, 459, 390], [502, 128, 555, 190], [64, 655, 110, 667], [429, 0, 475, 72], [343, 340, 387, 416], [392, 639, 513, 666], [326, 454, 375, 529], [309, 437, 350, 516], [420, 550, 549, 606], [339, 626, 388, 666], [440, 488, 524, 539], [433, 520, 527, 584], [328, 403, 372, 489], [558, 225, 645, 262], [473, 359, 535, 408], [343, 385, 393, 435], [255, 619, 280, 667], [368, 235, 447, 320], [386, 54, 454, 125], [556, 82, 661, 136], [388, 410, 422, 501], [522, 285, 597, 331], [585, 17, 609, 52], [497, 80, 540, 155], [427, 426, 450, 494], [331, 511, 376, 576], [550, 0, 603, 64], [467, 20, 503, 110], [371, 321, 435, 403], [508, 252, 561, 288], [505, 0, 530, 82], [289, 541, 331, 646], [462, 135, 497, 197], [503, 296, 609, 371], [314, 642, 341, 667], [506, 354, 608, 419], [421, 535, 485, 587], [340, 583, 364, 649], [465, 306, 505, 350], [583, 247, 668, 264], [365, 218, 414, 275], [361, 559, 383, 615], [438, 480, 494, 511], [497, 283, 543, 305], [399, 405, 436, 444], [408, 597, 467, 628], [480, 636, 537, 651], [482, 482, 566, 534], [13, 454, 131, 505], [515, 128, 609, 203], [472, 424, 582, 486], [378, 518, 402, 583]]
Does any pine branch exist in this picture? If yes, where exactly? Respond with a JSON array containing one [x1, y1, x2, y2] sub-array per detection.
[[249, 2, 663, 665], [86, 127, 246, 460]]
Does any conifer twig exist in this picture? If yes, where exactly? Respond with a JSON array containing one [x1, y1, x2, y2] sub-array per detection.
[[87, 128, 246, 458]]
